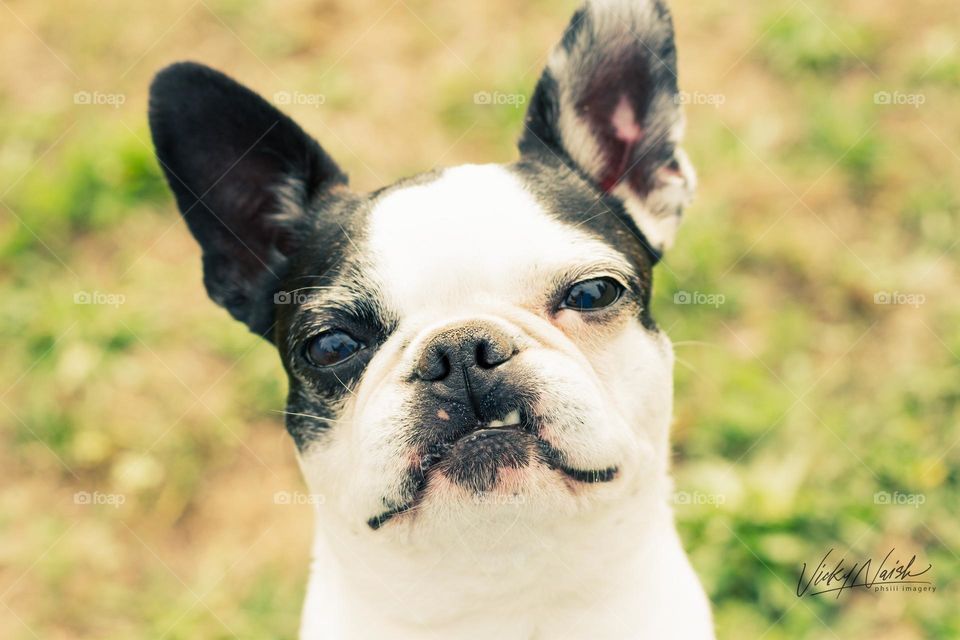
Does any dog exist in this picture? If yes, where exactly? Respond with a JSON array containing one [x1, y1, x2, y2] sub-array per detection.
[[148, 0, 713, 637]]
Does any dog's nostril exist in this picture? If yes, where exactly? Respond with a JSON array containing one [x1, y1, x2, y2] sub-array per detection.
[[475, 342, 490, 368], [417, 350, 451, 382], [415, 322, 516, 383], [475, 339, 511, 369]]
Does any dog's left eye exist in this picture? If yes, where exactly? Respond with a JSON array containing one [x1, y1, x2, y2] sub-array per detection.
[[561, 278, 623, 311], [305, 331, 365, 367]]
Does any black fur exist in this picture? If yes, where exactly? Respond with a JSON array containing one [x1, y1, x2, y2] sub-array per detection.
[[148, 62, 347, 338]]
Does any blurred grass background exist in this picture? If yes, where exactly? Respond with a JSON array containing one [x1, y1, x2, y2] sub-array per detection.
[[1, 0, 958, 638]]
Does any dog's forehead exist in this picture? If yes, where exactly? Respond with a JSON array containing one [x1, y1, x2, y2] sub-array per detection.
[[364, 164, 626, 314]]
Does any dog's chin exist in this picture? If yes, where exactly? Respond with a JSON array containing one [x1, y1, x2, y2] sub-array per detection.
[[435, 429, 536, 491], [366, 429, 619, 531]]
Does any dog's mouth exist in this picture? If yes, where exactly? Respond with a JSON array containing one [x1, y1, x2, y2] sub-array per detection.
[[367, 408, 618, 530]]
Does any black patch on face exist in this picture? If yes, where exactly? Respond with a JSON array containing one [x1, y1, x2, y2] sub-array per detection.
[[267, 167, 472, 451], [507, 156, 660, 330], [271, 193, 399, 449]]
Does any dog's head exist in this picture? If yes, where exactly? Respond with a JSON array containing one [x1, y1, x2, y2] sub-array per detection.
[[148, 0, 694, 537]]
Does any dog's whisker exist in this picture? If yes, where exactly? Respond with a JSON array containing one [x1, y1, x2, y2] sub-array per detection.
[[673, 357, 702, 377], [272, 409, 345, 425], [331, 370, 356, 396], [284, 285, 338, 292]]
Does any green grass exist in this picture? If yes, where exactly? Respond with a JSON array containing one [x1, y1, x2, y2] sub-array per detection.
[[1, 0, 958, 638]]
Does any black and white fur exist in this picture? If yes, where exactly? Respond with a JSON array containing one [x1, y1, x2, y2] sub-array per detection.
[[148, 0, 711, 637]]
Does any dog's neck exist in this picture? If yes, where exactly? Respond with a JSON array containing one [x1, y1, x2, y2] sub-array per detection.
[[299, 473, 712, 639]]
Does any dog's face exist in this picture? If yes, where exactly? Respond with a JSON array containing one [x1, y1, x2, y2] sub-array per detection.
[[282, 162, 678, 533], [149, 0, 695, 537]]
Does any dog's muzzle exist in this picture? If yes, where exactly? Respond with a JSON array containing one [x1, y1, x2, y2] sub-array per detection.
[[365, 320, 618, 530]]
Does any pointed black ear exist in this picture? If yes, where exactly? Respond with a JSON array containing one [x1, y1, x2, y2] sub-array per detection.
[[520, 0, 695, 253], [148, 62, 347, 338]]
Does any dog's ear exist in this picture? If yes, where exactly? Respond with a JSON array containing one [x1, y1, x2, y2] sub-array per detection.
[[519, 0, 695, 255], [148, 62, 347, 339]]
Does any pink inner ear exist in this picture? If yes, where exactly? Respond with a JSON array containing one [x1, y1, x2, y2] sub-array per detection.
[[611, 94, 643, 143], [600, 94, 644, 193]]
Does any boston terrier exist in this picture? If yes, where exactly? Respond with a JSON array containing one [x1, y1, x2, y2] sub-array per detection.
[[148, 0, 714, 637]]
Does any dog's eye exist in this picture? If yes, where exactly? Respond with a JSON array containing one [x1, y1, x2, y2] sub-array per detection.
[[561, 278, 623, 311], [305, 331, 364, 367]]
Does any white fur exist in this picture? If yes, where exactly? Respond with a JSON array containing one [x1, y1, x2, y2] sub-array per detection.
[[296, 165, 713, 638]]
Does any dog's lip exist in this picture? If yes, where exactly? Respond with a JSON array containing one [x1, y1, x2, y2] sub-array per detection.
[[365, 427, 619, 531], [366, 461, 619, 531], [367, 500, 418, 531]]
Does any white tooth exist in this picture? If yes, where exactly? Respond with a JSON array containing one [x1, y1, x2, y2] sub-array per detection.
[[486, 409, 521, 429]]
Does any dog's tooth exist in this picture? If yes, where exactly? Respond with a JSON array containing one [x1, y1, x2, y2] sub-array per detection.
[[487, 409, 521, 429]]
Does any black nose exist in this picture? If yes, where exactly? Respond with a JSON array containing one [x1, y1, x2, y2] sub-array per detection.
[[414, 321, 517, 383]]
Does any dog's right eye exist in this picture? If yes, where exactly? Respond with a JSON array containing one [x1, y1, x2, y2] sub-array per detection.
[[305, 331, 365, 367], [560, 277, 623, 312]]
